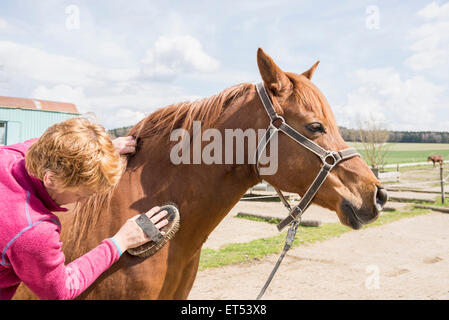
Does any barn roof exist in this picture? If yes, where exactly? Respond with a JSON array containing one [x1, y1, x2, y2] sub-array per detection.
[[0, 96, 79, 114]]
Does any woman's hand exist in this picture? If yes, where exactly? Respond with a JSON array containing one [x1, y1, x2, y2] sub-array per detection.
[[112, 136, 137, 155], [111, 206, 169, 253]]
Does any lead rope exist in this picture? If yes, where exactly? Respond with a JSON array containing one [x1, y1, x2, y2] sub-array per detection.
[[253, 140, 301, 300], [256, 219, 300, 300]]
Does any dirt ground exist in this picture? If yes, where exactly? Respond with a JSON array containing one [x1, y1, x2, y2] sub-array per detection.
[[189, 211, 449, 300], [188, 166, 449, 300]]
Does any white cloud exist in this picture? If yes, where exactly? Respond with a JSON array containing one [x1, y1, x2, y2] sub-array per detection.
[[417, 1, 449, 19], [406, 2, 449, 72], [32, 84, 91, 113], [31, 83, 150, 128], [0, 41, 138, 87], [96, 42, 131, 60], [406, 21, 449, 71], [140, 35, 220, 81], [335, 67, 448, 131], [0, 41, 97, 86], [102, 108, 147, 129], [31, 81, 203, 129], [11, 34, 211, 129], [1, 35, 219, 89], [87, 83, 202, 129]]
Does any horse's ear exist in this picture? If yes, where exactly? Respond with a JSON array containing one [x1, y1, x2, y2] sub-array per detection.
[[257, 48, 292, 96], [302, 60, 320, 80]]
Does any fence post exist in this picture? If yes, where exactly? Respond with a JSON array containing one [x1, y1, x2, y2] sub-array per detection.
[[371, 167, 379, 179], [441, 163, 445, 204]]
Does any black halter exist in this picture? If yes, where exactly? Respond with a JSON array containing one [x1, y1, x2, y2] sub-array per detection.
[[253, 82, 360, 299]]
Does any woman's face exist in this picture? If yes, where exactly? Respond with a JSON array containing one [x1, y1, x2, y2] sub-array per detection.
[[42, 171, 93, 206], [50, 187, 93, 206]]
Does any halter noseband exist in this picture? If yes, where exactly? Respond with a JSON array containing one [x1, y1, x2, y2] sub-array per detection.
[[253, 82, 360, 231]]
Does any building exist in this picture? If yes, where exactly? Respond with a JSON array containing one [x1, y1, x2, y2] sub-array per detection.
[[0, 96, 79, 146]]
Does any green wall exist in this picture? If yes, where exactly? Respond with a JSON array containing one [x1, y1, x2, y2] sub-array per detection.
[[0, 107, 79, 145]]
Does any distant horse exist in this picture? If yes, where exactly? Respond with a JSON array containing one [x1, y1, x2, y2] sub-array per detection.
[[15, 48, 386, 299], [428, 155, 443, 167]]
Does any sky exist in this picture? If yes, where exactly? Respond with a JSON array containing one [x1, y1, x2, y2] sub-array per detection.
[[0, 0, 448, 131]]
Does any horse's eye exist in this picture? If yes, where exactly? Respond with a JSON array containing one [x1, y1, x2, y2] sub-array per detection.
[[306, 122, 326, 134]]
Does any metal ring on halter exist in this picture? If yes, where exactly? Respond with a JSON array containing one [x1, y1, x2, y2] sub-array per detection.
[[322, 151, 339, 167], [269, 115, 285, 129]]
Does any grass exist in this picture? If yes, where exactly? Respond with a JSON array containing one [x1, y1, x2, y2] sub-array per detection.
[[381, 150, 449, 164], [198, 207, 430, 271], [433, 197, 449, 207], [241, 194, 282, 202], [383, 143, 449, 151], [387, 196, 434, 204], [235, 213, 280, 224], [413, 198, 449, 214], [347, 142, 449, 165], [382, 180, 401, 185]]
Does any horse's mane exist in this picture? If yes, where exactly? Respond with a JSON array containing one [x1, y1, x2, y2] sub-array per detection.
[[128, 83, 253, 141], [68, 83, 253, 245]]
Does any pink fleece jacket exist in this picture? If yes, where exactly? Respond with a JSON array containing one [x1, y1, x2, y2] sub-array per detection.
[[0, 139, 121, 300]]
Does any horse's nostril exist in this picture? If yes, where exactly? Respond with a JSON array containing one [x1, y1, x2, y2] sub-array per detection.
[[375, 186, 388, 210]]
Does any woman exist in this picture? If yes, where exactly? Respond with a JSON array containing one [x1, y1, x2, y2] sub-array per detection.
[[0, 117, 168, 300]]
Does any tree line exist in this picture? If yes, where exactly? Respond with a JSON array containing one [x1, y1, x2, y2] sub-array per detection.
[[108, 126, 133, 139], [339, 127, 449, 143]]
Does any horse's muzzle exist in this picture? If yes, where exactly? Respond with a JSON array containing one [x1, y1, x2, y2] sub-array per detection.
[[340, 186, 387, 230]]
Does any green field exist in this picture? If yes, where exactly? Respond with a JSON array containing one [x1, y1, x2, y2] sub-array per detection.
[[348, 142, 449, 165]]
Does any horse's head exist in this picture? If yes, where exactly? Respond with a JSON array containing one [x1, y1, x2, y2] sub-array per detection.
[[255, 48, 387, 230]]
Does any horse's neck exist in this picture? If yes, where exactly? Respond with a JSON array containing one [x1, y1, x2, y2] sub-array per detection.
[[170, 98, 269, 252], [84, 86, 268, 254]]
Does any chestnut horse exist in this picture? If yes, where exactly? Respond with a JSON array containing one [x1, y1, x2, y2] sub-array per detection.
[[15, 48, 386, 299], [428, 155, 443, 167]]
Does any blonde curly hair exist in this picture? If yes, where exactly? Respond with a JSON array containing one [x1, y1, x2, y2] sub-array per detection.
[[25, 117, 123, 193]]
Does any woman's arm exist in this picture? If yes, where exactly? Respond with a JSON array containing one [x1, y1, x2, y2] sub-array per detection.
[[8, 207, 168, 300], [8, 220, 120, 300]]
